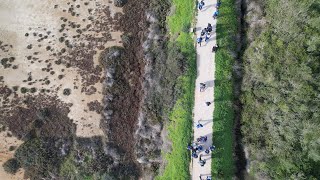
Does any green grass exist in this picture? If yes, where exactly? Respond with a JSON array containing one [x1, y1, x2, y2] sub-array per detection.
[[156, 0, 196, 178], [167, 0, 195, 34], [157, 33, 196, 180], [211, 0, 237, 179]]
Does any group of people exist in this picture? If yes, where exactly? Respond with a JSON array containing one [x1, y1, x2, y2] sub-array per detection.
[[197, 0, 221, 53], [187, 142, 216, 160], [197, 23, 213, 46], [193, 0, 221, 178]]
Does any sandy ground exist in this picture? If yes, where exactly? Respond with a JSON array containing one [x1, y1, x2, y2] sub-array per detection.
[[0, 0, 122, 178], [0, 129, 24, 179], [192, 0, 217, 179]]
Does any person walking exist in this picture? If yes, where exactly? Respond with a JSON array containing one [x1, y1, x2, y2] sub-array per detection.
[[198, 0, 205, 10], [210, 145, 216, 151], [205, 149, 210, 154], [205, 34, 210, 42], [216, 0, 221, 8], [199, 155, 206, 167], [207, 23, 212, 34], [213, 11, 219, 19], [197, 145, 203, 151], [197, 37, 203, 46], [197, 136, 207, 142], [196, 120, 204, 128], [201, 29, 206, 36], [200, 83, 206, 92], [192, 151, 199, 158], [212, 44, 219, 52], [206, 101, 212, 106]]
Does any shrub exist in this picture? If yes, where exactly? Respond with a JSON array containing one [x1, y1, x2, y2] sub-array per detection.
[[114, 0, 127, 7], [9, 146, 16, 151], [63, 88, 71, 96], [3, 158, 20, 174], [20, 87, 28, 93], [30, 87, 37, 93]]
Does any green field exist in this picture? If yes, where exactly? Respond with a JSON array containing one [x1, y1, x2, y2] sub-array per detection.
[[156, 0, 196, 179], [211, 0, 237, 179]]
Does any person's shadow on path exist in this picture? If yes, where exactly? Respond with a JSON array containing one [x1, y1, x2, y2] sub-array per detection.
[[205, 80, 215, 87], [201, 4, 215, 11]]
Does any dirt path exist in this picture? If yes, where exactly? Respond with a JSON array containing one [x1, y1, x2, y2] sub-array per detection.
[[192, 0, 217, 179]]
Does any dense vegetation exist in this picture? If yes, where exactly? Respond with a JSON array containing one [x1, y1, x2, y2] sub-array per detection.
[[156, 0, 196, 178], [211, 0, 237, 179], [241, 0, 320, 179]]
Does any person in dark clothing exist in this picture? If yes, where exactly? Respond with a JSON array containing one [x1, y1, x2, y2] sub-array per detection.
[[207, 23, 212, 32], [197, 137, 201, 142], [205, 34, 210, 42], [196, 121, 204, 128], [212, 44, 219, 52], [201, 29, 206, 36], [206, 102, 211, 106], [192, 152, 198, 158], [200, 83, 206, 92], [187, 145, 193, 150], [216, 0, 221, 8], [207, 26, 212, 33], [198, 0, 205, 10], [205, 149, 210, 154], [197, 37, 203, 46], [213, 11, 219, 19], [199, 155, 206, 167], [201, 136, 207, 142], [210, 145, 216, 151]]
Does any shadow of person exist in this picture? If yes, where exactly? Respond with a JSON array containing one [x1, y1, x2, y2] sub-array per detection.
[[205, 80, 215, 87]]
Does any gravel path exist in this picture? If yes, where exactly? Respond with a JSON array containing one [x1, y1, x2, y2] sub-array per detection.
[[191, 0, 217, 179]]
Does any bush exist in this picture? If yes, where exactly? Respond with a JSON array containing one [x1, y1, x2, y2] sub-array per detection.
[[30, 87, 37, 93], [114, 0, 127, 7], [63, 88, 71, 96], [3, 158, 20, 174], [9, 146, 16, 151], [20, 87, 28, 93], [241, 0, 320, 178]]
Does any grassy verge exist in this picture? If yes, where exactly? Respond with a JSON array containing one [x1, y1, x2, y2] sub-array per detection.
[[211, 0, 237, 179], [156, 0, 196, 179]]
